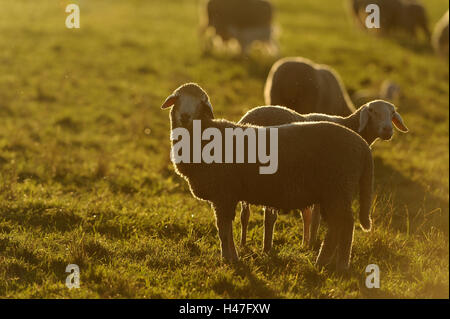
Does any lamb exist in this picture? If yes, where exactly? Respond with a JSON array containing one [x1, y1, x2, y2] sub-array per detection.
[[352, 80, 402, 106], [264, 57, 356, 117], [162, 83, 374, 271], [239, 101, 408, 252], [350, 0, 431, 40], [432, 10, 449, 58], [201, 0, 277, 54]]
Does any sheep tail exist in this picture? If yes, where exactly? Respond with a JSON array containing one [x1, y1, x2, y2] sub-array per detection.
[[359, 149, 373, 231]]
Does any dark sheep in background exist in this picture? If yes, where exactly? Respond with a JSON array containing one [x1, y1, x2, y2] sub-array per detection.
[[264, 57, 356, 117], [350, 0, 431, 40], [201, 0, 277, 54]]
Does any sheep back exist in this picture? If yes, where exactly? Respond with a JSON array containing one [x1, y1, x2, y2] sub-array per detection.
[[265, 57, 355, 117], [207, 0, 272, 39], [239, 105, 306, 126], [172, 119, 371, 214]]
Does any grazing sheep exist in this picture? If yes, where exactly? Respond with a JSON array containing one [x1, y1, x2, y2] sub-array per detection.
[[162, 83, 374, 270], [352, 80, 402, 106], [239, 101, 408, 251], [264, 57, 356, 117], [432, 10, 449, 58], [201, 0, 277, 54], [350, 0, 431, 40]]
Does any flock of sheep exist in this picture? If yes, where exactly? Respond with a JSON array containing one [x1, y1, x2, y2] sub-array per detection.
[[203, 0, 448, 57], [161, 0, 448, 271]]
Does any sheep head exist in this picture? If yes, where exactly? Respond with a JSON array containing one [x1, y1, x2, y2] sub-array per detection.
[[161, 83, 214, 128], [359, 100, 408, 141]]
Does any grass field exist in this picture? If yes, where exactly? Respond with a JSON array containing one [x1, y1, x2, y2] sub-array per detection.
[[0, 0, 448, 298]]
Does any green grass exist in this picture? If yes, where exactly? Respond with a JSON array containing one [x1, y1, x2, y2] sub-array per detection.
[[0, 0, 448, 298]]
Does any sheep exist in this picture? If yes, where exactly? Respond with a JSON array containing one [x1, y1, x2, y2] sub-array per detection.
[[352, 80, 402, 106], [350, 0, 431, 40], [239, 101, 408, 251], [161, 83, 374, 271], [201, 0, 277, 54], [264, 57, 356, 117], [432, 10, 449, 58]]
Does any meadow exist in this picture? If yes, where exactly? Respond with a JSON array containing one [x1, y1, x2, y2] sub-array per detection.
[[0, 0, 448, 298]]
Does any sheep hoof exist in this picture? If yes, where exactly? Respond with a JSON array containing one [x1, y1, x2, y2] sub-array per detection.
[[263, 244, 272, 253], [335, 265, 350, 276], [335, 261, 350, 273], [222, 249, 239, 264], [315, 257, 332, 270], [223, 256, 239, 264], [315, 261, 325, 270], [308, 240, 320, 251]]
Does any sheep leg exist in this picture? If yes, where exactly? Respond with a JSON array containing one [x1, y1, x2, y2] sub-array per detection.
[[308, 205, 321, 250], [240, 41, 252, 56], [236, 30, 253, 56], [227, 219, 238, 262], [336, 213, 355, 272], [240, 202, 251, 247], [315, 212, 339, 268], [301, 207, 312, 247], [263, 207, 278, 253], [215, 205, 238, 263]]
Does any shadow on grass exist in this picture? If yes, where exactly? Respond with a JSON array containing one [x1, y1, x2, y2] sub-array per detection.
[[0, 202, 83, 232], [373, 156, 449, 235], [213, 260, 280, 298]]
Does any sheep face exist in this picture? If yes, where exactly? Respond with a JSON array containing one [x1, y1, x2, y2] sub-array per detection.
[[359, 100, 408, 140], [161, 83, 214, 128]]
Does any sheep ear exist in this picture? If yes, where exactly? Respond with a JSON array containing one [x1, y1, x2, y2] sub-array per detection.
[[392, 111, 409, 133], [161, 94, 178, 109], [359, 106, 370, 132]]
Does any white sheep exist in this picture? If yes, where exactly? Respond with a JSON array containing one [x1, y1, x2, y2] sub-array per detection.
[[239, 100, 408, 251], [264, 57, 356, 117], [162, 83, 374, 271]]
